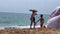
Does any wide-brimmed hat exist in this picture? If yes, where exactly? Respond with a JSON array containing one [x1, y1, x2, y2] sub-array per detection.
[[29, 9, 37, 12]]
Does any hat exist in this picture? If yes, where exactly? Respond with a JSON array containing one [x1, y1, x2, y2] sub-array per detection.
[[29, 9, 37, 12]]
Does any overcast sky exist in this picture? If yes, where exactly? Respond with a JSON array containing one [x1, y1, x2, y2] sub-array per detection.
[[0, 0, 60, 14]]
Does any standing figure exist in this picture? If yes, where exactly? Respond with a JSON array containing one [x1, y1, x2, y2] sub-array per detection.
[[36, 14, 44, 28], [29, 9, 37, 28]]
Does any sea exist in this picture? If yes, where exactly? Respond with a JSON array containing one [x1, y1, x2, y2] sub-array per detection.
[[0, 12, 50, 29]]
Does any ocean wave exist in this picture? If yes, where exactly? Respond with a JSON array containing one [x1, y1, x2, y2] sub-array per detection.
[[0, 25, 40, 29]]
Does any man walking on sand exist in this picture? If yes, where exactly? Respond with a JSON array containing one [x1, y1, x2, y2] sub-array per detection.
[[29, 9, 37, 28]]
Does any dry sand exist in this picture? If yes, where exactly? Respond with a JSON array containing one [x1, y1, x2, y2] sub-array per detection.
[[0, 28, 60, 34]]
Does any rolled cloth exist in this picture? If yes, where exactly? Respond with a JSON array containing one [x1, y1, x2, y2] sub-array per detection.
[[47, 6, 60, 28], [50, 6, 60, 18], [47, 15, 60, 28]]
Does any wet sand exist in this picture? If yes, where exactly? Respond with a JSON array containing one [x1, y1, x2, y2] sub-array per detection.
[[0, 28, 60, 34]]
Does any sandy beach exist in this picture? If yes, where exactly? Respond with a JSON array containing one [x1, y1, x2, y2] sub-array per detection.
[[0, 28, 60, 34]]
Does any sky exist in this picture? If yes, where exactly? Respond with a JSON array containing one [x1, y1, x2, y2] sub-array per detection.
[[0, 0, 60, 14]]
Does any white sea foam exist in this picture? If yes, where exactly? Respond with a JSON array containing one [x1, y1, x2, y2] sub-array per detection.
[[0, 25, 40, 29]]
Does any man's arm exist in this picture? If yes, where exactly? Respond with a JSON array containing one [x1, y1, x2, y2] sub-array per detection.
[[36, 19, 40, 23], [43, 18, 44, 23]]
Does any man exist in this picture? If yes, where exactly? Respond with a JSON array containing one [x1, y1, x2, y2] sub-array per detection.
[[29, 9, 37, 28]]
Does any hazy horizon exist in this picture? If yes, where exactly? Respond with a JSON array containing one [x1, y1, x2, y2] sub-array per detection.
[[0, 0, 60, 14]]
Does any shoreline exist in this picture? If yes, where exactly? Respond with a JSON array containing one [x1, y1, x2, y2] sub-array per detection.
[[0, 25, 41, 29]]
